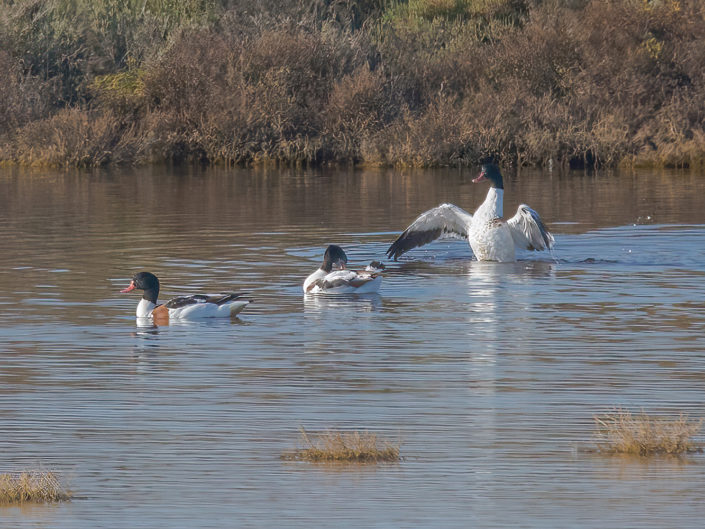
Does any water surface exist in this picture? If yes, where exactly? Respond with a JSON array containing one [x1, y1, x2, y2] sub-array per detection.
[[1, 166, 704, 528]]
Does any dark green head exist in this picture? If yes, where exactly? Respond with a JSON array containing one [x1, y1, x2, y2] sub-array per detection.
[[120, 271, 160, 303], [321, 245, 348, 272], [473, 163, 503, 189]]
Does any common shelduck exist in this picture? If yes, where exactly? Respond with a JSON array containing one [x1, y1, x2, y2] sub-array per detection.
[[303, 245, 383, 294], [386, 163, 554, 262], [120, 272, 250, 324]]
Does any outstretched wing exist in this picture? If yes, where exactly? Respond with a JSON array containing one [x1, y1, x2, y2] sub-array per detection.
[[386, 203, 473, 260], [165, 292, 249, 309], [506, 204, 554, 251]]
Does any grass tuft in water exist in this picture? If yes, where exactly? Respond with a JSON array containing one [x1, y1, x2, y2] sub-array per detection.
[[593, 409, 703, 456], [282, 427, 401, 463], [0, 471, 72, 504]]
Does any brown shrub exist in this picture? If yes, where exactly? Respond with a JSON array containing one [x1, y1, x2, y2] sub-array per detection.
[[0, 50, 51, 136], [372, 13, 507, 112], [631, 93, 705, 168], [364, 96, 479, 167], [9, 108, 142, 167], [435, 0, 705, 168], [133, 0, 704, 168], [2, 0, 705, 167], [322, 66, 395, 161], [138, 17, 372, 164], [561, 0, 705, 166]]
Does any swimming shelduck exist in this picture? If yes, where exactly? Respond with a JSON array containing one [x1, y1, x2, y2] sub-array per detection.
[[304, 245, 383, 294], [386, 163, 554, 262], [120, 272, 251, 324]]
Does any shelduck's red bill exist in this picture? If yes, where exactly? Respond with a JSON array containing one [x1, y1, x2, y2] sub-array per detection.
[[472, 170, 487, 183], [120, 281, 136, 293]]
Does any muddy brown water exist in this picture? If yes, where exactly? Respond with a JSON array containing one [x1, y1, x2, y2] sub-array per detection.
[[1, 166, 704, 528]]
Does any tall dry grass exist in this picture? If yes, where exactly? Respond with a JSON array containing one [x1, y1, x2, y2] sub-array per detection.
[[594, 409, 704, 456], [0, 471, 72, 504], [0, 51, 52, 138], [8, 108, 143, 167], [283, 428, 401, 463]]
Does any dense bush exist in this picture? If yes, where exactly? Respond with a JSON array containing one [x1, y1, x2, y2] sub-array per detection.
[[1, 0, 704, 168], [0, 51, 51, 136]]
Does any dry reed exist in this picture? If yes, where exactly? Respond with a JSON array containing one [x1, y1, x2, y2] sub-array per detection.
[[0, 471, 72, 504], [283, 427, 401, 463], [593, 408, 703, 456], [2, 0, 705, 168]]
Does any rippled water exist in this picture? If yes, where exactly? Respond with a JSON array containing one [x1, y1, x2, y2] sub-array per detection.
[[1, 166, 704, 528]]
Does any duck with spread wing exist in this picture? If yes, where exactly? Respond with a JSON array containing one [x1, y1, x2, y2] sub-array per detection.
[[386, 163, 554, 262]]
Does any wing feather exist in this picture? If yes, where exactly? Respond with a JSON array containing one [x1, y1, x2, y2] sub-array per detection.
[[310, 270, 380, 291], [165, 292, 248, 309], [386, 203, 472, 260], [506, 204, 554, 251]]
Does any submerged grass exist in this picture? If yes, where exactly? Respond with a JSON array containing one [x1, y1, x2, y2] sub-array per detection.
[[593, 409, 704, 457], [0, 471, 72, 504], [283, 427, 401, 463]]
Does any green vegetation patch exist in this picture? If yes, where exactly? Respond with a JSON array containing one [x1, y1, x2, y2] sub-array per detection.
[[593, 409, 704, 456], [91, 67, 147, 113], [283, 428, 401, 463]]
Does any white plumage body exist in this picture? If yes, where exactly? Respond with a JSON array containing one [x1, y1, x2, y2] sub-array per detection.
[[136, 296, 249, 319], [303, 269, 382, 294], [467, 188, 517, 262], [469, 219, 517, 262], [168, 300, 250, 319]]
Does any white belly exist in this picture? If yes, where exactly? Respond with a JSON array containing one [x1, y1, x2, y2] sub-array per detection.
[[169, 301, 249, 319], [469, 222, 516, 262]]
